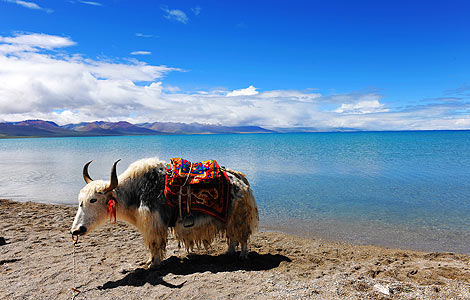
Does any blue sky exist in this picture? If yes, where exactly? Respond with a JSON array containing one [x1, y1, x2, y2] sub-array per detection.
[[0, 0, 469, 130]]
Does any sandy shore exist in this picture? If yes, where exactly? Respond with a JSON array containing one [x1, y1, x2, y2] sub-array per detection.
[[1, 199, 469, 300]]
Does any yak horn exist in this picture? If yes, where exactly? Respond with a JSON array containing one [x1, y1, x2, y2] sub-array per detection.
[[104, 159, 120, 193], [83, 161, 93, 184]]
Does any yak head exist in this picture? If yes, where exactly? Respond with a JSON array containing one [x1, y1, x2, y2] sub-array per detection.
[[70, 160, 120, 238]]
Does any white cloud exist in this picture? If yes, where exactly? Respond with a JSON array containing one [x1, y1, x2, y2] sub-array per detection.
[[334, 99, 389, 114], [161, 6, 189, 24], [12, 0, 38, 9], [0, 33, 179, 122], [78, 0, 102, 6], [0, 32, 469, 131], [325, 104, 470, 131], [257, 90, 321, 102], [3, 0, 53, 13], [0, 33, 75, 53], [135, 33, 155, 38], [163, 85, 181, 93], [226, 85, 259, 97], [130, 51, 151, 55]]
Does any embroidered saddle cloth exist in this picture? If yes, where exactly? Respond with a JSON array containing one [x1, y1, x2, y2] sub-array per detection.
[[164, 158, 230, 222]]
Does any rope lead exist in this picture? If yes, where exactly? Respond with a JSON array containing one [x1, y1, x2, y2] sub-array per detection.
[[71, 239, 81, 299]]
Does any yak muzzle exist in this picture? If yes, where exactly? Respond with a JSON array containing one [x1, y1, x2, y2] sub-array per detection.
[[71, 225, 87, 236]]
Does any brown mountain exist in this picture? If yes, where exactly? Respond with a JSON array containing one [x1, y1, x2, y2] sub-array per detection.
[[62, 121, 161, 135], [0, 120, 275, 138]]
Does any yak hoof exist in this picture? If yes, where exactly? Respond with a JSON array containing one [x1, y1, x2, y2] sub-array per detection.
[[145, 262, 161, 270], [226, 246, 236, 256], [226, 240, 238, 255], [145, 258, 161, 269], [239, 244, 249, 260], [239, 251, 249, 260]]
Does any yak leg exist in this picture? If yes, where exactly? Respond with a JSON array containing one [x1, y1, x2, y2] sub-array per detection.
[[226, 239, 238, 255], [138, 209, 167, 268], [144, 235, 167, 268], [225, 190, 257, 260], [226, 238, 249, 259], [240, 241, 249, 260]]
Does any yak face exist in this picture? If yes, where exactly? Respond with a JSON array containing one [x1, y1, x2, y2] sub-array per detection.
[[71, 181, 114, 236], [70, 160, 120, 237]]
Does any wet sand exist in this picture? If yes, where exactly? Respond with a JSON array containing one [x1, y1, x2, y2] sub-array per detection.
[[1, 199, 469, 299]]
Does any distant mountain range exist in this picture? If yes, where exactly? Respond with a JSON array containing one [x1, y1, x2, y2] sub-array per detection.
[[1, 120, 468, 139], [0, 120, 276, 138]]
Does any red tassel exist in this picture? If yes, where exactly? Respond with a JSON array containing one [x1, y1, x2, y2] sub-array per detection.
[[107, 198, 116, 224]]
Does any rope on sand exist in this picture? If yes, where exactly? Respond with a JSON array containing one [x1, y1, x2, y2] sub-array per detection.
[[71, 236, 81, 299]]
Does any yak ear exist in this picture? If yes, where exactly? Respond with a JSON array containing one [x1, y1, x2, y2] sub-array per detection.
[[83, 161, 93, 184], [104, 159, 120, 193]]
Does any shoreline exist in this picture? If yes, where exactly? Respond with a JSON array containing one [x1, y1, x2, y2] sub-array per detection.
[[1, 199, 469, 299], [260, 219, 470, 256], [8, 197, 470, 255]]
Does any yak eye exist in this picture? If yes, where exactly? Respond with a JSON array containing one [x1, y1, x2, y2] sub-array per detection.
[[90, 198, 97, 203]]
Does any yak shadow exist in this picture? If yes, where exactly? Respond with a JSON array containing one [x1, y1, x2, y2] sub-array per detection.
[[99, 251, 291, 290]]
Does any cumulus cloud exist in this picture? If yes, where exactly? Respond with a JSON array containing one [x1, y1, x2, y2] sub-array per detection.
[[3, 0, 53, 13], [328, 103, 470, 131], [226, 85, 258, 97], [161, 6, 189, 24], [0, 33, 178, 122], [334, 99, 389, 114], [0, 32, 469, 131]]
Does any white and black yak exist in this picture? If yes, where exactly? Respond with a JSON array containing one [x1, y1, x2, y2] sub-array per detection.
[[70, 158, 259, 268]]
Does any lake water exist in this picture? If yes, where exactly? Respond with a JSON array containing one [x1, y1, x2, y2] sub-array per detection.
[[1, 131, 469, 254]]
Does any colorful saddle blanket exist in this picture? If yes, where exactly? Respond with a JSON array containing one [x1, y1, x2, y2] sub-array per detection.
[[164, 158, 230, 222]]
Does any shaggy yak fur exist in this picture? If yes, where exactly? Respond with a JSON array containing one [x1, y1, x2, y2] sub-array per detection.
[[71, 157, 259, 268]]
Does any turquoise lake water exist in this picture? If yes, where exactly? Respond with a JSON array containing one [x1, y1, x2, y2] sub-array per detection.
[[1, 131, 469, 253]]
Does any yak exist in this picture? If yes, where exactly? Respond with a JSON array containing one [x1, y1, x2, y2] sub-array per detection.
[[70, 157, 259, 268]]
